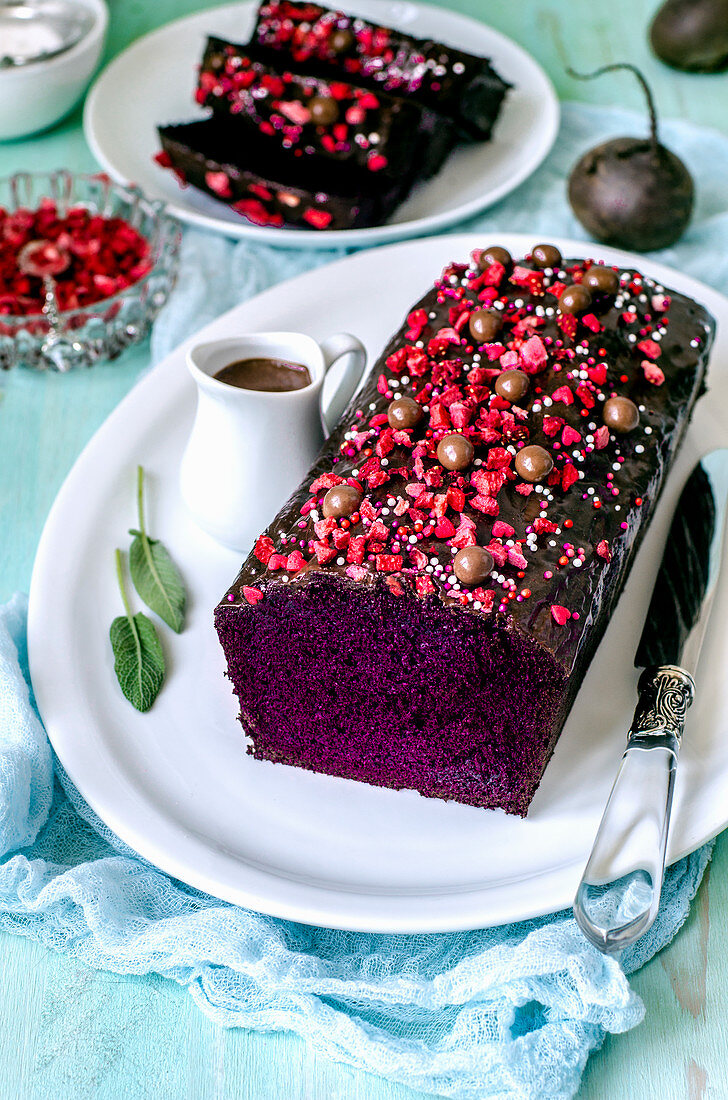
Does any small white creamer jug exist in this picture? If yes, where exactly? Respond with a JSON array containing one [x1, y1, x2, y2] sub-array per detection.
[[181, 330, 367, 551]]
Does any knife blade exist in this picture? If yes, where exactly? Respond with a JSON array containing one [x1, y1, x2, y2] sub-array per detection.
[[574, 448, 728, 954]]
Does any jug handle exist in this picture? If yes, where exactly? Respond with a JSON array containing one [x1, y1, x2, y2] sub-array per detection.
[[319, 333, 368, 435]]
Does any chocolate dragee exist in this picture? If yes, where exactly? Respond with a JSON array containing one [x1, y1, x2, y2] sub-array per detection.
[[215, 245, 714, 816]]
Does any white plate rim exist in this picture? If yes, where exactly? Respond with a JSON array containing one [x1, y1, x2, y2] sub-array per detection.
[[28, 231, 728, 933], [82, 0, 560, 249]]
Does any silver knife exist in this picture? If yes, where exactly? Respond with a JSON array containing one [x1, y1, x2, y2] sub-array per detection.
[[573, 448, 728, 954]]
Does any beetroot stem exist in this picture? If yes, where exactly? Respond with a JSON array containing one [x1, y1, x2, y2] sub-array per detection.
[[567, 64, 660, 150]]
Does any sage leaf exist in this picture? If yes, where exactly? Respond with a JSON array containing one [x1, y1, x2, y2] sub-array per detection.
[[110, 549, 165, 712], [128, 465, 186, 633]]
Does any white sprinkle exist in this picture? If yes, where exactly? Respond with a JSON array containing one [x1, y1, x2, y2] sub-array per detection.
[[635, 444, 645, 454], [644, 426, 653, 435], [401, 375, 410, 384], [543, 397, 553, 407], [381, 508, 390, 516], [336, 557, 345, 566], [612, 462, 620, 471]]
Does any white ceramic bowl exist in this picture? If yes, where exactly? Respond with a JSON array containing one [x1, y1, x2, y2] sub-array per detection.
[[0, 0, 108, 141]]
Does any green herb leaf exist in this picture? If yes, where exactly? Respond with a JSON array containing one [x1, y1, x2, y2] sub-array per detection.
[[111, 549, 165, 712], [128, 466, 186, 633]]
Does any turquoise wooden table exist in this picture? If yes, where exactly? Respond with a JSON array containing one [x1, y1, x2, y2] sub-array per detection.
[[2, 2, 727, 1097]]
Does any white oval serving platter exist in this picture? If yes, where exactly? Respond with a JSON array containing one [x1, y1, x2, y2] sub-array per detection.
[[28, 233, 728, 932]]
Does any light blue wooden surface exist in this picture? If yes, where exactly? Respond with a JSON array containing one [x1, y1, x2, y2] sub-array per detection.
[[1, 1, 727, 1097]]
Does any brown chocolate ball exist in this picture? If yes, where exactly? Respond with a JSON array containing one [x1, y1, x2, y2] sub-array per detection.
[[495, 369, 529, 403], [514, 444, 554, 483], [583, 264, 620, 296], [468, 309, 502, 343], [602, 395, 640, 434], [387, 396, 423, 430], [532, 243, 563, 270], [559, 283, 593, 314], [309, 95, 339, 125], [330, 27, 354, 52], [322, 483, 362, 518], [453, 545, 494, 586], [478, 245, 512, 269], [437, 433, 475, 471]]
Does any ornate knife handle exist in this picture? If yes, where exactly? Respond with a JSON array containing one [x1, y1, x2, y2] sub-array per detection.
[[573, 665, 695, 954]]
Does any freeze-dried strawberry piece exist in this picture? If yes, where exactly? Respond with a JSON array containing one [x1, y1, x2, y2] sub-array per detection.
[[415, 575, 436, 597], [581, 313, 602, 333], [596, 539, 612, 561], [313, 541, 337, 564], [542, 415, 564, 437], [551, 605, 571, 626], [447, 487, 466, 512], [486, 447, 512, 469], [593, 425, 610, 449], [242, 586, 264, 605], [642, 360, 665, 385], [561, 464, 579, 492], [332, 529, 350, 550], [435, 517, 456, 538], [347, 535, 366, 564], [472, 588, 495, 612], [286, 551, 306, 573], [507, 546, 528, 570], [346, 564, 367, 581], [366, 519, 387, 542], [314, 517, 337, 538], [520, 334, 548, 372], [405, 308, 428, 340], [267, 553, 288, 571], [587, 363, 608, 385], [410, 548, 428, 570], [492, 520, 515, 538], [561, 425, 581, 446], [254, 535, 275, 564], [486, 539, 508, 567], [575, 382, 595, 409], [533, 517, 558, 535], [637, 338, 661, 360], [471, 495, 499, 515], [427, 328, 460, 356], [551, 385, 574, 406], [310, 472, 343, 492], [451, 520, 477, 548], [376, 554, 403, 572]]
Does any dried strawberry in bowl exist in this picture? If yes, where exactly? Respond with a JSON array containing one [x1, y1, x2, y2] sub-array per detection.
[[0, 171, 181, 371]]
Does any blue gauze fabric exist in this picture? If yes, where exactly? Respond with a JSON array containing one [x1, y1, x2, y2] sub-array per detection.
[[2, 104, 727, 1100]]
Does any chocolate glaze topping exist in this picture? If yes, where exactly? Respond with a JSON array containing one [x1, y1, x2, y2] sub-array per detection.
[[219, 246, 714, 678]]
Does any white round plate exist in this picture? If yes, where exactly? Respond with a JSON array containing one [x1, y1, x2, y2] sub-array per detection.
[[28, 233, 728, 933], [83, 1, 558, 249]]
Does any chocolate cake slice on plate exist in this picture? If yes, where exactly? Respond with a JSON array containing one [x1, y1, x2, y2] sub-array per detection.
[[214, 244, 715, 815], [156, 117, 411, 230], [198, 36, 456, 179], [249, 0, 511, 138]]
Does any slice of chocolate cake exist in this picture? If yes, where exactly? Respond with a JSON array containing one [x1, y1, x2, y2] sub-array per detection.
[[156, 117, 411, 230], [198, 36, 456, 179], [248, 0, 511, 139], [214, 244, 715, 815]]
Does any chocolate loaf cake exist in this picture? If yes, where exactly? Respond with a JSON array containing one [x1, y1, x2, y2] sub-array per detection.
[[214, 244, 714, 815], [249, 0, 511, 138], [156, 118, 410, 230], [198, 36, 455, 178]]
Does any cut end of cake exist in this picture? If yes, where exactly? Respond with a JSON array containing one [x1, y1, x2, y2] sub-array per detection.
[[215, 574, 569, 815]]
